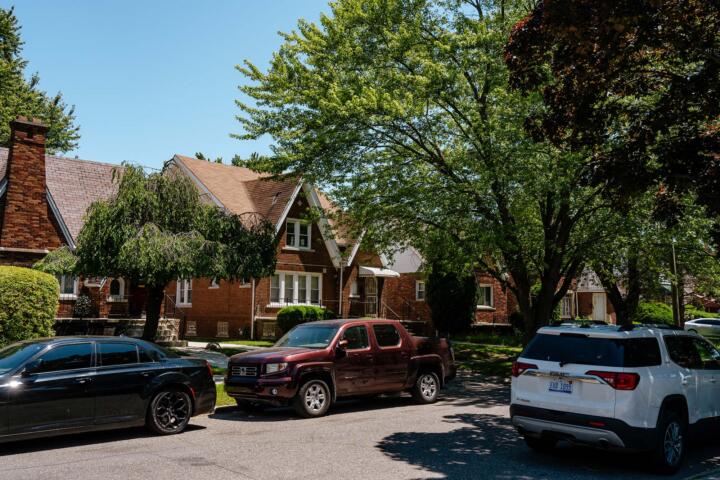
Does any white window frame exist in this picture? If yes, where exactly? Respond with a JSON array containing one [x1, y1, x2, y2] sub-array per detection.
[[415, 280, 426, 301], [477, 284, 494, 310], [107, 277, 126, 302], [350, 280, 360, 298], [177, 279, 192, 307], [284, 218, 312, 251], [209, 277, 220, 289], [561, 294, 573, 319], [268, 271, 323, 307], [57, 274, 79, 300]]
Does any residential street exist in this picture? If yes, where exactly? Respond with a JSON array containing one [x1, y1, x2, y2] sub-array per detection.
[[1, 374, 719, 480]]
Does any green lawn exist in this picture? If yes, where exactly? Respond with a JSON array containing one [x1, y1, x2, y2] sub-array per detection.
[[453, 341, 523, 378], [191, 338, 274, 347], [215, 383, 235, 407]]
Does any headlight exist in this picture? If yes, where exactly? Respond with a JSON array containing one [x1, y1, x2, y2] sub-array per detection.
[[265, 363, 288, 374]]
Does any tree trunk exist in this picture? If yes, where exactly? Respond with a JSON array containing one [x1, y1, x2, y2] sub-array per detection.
[[142, 285, 165, 341]]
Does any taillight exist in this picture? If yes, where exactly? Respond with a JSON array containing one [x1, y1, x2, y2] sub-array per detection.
[[512, 361, 538, 377], [586, 370, 640, 390]]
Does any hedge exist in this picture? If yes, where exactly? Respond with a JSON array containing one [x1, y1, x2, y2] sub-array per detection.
[[276, 305, 335, 334], [0, 266, 58, 346], [632, 301, 674, 325]]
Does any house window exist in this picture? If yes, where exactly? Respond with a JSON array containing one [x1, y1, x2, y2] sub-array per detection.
[[350, 280, 359, 298], [478, 284, 493, 308], [210, 278, 220, 289], [285, 219, 311, 250], [107, 278, 125, 302], [561, 295, 573, 318], [415, 281, 426, 301], [57, 274, 78, 299], [217, 321, 229, 338], [269, 272, 322, 306], [177, 279, 192, 306]]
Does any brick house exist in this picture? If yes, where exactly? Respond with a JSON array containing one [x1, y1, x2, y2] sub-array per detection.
[[0, 118, 148, 328], [383, 247, 516, 328], [164, 155, 401, 340]]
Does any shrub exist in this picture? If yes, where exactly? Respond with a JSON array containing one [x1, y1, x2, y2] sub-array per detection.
[[276, 305, 332, 333], [0, 266, 58, 346], [73, 294, 93, 319], [632, 301, 675, 325], [685, 305, 720, 319], [426, 266, 478, 335]]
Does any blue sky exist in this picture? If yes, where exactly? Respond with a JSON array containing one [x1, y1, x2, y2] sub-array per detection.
[[4, 0, 330, 169]]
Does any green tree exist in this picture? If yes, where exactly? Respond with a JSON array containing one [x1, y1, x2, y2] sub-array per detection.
[[195, 152, 223, 164], [236, 0, 614, 338], [426, 263, 478, 336], [505, 0, 720, 241], [0, 7, 79, 153], [74, 164, 277, 340]]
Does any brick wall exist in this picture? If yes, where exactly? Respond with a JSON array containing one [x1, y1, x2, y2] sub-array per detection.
[[383, 273, 432, 323]]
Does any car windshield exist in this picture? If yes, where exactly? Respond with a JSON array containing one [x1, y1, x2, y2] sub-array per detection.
[[274, 325, 340, 349], [0, 342, 46, 376]]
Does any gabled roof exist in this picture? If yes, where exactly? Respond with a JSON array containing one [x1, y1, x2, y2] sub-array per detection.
[[0, 147, 120, 244], [171, 154, 354, 268]]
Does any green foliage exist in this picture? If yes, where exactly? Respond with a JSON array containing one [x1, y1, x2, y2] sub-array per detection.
[[73, 294, 93, 319], [0, 266, 57, 346], [276, 305, 332, 333], [0, 7, 79, 152], [685, 305, 720, 320], [75, 164, 277, 339], [632, 302, 675, 325], [426, 263, 478, 336], [236, 0, 615, 336], [33, 246, 77, 276]]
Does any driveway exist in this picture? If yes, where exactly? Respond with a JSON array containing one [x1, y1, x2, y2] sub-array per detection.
[[1, 374, 719, 480]]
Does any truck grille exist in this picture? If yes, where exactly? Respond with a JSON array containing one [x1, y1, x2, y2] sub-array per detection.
[[231, 365, 258, 377]]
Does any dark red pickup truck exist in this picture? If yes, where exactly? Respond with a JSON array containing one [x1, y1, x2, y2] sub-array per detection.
[[224, 319, 456, 417]]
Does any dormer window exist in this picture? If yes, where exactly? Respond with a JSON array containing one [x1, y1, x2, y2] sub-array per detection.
[[286, 219, 311, 250]]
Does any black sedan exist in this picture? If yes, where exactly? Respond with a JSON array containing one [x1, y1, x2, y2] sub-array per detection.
[[0, 336, 216, 443]]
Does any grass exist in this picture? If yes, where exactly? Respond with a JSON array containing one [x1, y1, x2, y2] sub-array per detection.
[[455, 331, 524, 347], [453, 341, 523, 378], [190, 338, 274, 347], [215, 383, 235, 407]]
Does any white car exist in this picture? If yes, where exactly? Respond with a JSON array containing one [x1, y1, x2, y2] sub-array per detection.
[[684, 318, 720, 340], [510, 324, 720, 474]]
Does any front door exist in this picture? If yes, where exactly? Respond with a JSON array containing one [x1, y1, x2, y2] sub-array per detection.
[[592, 293, 606, 322], [334, 325, 375, 395], [8, 342, 95, 434], [365, 278, 378, 316], [692, 338, 720, 418]]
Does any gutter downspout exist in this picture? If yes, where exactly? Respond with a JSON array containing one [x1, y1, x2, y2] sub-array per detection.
[[251, 278, 256, 340]]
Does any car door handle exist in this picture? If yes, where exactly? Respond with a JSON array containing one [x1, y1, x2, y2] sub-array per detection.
[[75, 377, 93, 384], [141, 371, 153, 377]]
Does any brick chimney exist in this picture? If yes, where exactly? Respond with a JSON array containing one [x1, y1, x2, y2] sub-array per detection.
[[0, 117, 65, 261]]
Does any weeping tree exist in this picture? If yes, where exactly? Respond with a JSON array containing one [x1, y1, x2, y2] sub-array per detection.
[[74, 165, 277, 340], [236, 0, 616, 338]]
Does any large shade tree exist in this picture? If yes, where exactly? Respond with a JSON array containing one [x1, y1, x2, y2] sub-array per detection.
[[0, 7, 79, 152], [74, 165, 277, 340], [236, 0, 616, 337], [504, 0, 720, 240]]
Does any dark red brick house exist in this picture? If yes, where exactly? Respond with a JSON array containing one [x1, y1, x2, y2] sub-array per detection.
[[0, 118, 147, 326], [164, 155, 399, 339]]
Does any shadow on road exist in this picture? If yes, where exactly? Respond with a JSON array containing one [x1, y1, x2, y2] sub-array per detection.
[[377, 412, 720, 479], [0, 424, 206, 456]]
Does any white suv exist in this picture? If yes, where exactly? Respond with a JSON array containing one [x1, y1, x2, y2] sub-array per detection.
[[510, 324, 720, 474]]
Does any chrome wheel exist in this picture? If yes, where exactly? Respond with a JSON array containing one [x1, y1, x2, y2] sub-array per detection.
[[152, 391, 191, 433], [663, 421, 683, 467], [304, 382, 327, 412], [420, 374, 437, 400]]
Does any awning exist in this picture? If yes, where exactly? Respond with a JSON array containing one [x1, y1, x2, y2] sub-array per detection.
[[358, 266, 400, 278]]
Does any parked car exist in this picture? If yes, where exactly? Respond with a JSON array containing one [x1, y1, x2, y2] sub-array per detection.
[[0, 336, 216, 443], [225, 319, 456, 417], [684, 318, 720, 339], [511, 324, 720, 474]]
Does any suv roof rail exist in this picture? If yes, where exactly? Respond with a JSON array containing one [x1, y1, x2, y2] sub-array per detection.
[[618, 323, 683, 332]]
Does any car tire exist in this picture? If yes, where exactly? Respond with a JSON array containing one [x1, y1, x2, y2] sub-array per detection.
[[651, 410, 686, 475], [524, 435, 557, 453], [293, 379, 332, 418], [146, 387, 193, 435], [411, 371, 440, 404]]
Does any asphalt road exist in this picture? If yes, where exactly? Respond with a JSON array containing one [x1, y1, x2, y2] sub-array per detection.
[[2, 374, 720, 480]]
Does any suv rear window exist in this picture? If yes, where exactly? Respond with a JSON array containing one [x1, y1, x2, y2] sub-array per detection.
[[522, 334, 661, 367]]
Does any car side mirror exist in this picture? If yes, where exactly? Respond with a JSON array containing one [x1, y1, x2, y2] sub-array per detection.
[[22, 359, 42, 376], [336, 339, 348, 358]]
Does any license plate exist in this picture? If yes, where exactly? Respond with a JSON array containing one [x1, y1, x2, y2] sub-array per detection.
[[548, 379, 573, 394]]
